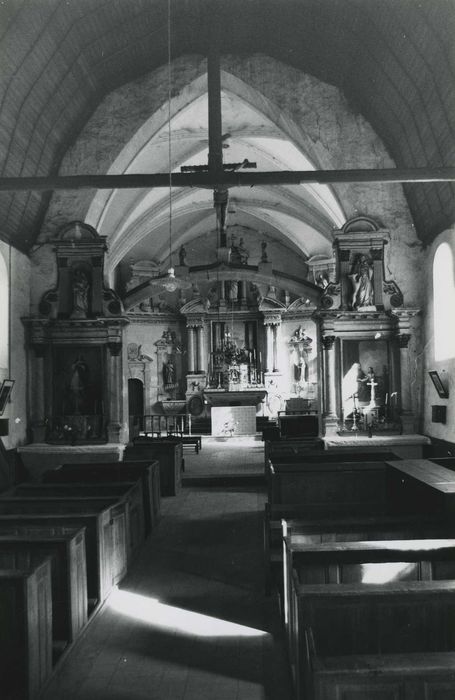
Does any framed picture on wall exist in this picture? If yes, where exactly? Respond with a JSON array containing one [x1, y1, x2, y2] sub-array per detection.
[[429, 371, 449, 399], [0, 379, 14, 416]]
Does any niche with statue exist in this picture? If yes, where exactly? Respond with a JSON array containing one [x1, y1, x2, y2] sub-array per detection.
[[340, 339, 400, 433]]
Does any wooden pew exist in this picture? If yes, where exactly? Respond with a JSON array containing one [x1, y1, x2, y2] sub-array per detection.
[[0, 529, 87, 645], [0, 559, 53, 700], [285, 537, 455, 697], [265, 443, 398, 473], [0, 493, 136, 569], [291, 580, 455, 700], [158, 434, 202, 454], [431, 456, 455, 470], [6, 482, 146, 560], [45, 460, 161, 533], [263, 503, 447, 594], [0, 507, 125, 606], [267, 460, 389, 510], [387, 459, 455, 520], [125, 439, 183, 496]]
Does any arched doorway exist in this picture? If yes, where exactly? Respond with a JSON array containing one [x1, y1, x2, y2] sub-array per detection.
[[128, 378, 144, 439]]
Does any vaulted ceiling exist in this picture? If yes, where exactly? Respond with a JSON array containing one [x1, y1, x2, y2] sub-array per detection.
[[0, 0, 454, 253]]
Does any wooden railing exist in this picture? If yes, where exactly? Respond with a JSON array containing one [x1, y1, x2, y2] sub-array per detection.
[[130, 413, 192, 439]]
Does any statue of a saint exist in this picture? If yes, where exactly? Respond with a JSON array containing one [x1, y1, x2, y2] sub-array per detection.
[[179, 245, 187, 266], [349, 255, 374, 309], [71, 268, 90, 318], [163, 360, 175, 386], [238, 237, 249, 264], [261, 241, 268, 262], [69, 355, 89, 414]]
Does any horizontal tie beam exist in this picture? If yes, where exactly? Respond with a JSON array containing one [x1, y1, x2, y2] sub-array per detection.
[[1, 167, 455, 191]]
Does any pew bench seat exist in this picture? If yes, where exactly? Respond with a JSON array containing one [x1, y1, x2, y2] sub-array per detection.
[[310, 649, 455, 700], [263, 506, 447, 595]]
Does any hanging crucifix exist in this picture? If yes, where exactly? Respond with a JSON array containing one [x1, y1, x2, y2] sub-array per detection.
[[180, 42, 256, 249]]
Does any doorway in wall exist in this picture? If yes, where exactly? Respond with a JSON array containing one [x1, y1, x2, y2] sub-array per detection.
[[128, 378, 144, 439]]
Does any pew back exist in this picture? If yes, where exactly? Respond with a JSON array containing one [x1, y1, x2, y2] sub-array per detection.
[[0, 509, 124, 604], [0, 559, 53, 700], [293, 580, 455, 700], [267, 460, 389, 511], [0, 530, 87, 643], [7, 483, 146, 558], [125, 440, 182, 496], [48, 460, 161, 532], [265, 444, 398, 473]]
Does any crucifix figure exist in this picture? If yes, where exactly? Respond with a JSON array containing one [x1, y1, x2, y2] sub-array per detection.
[[366, 367, 378, 407]]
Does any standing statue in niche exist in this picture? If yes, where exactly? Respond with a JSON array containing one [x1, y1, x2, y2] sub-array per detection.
[[68, 354, 90, 414], [349, 255, 374, 309], [261, 241, 268, 262], [179, 245, 187, 266], [163, 360, 175, 386], [238, 237, 249, 264], [71, 268, 90, 318]]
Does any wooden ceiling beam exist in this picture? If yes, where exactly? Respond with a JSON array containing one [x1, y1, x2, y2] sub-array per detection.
[[1, 167, 455, 192]]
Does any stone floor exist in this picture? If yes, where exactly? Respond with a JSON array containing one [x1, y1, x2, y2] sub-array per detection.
[[41, 436, 292, 699]]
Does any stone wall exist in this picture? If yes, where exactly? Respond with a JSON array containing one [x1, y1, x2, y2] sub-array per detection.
[[422, 226, 455, 443], [0, 242, 31, 449]]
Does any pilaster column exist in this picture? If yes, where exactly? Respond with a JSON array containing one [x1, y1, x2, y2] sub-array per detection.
[[219, 280, 226, 308], [240, 281, 247, 309], [265, 324, 274, 372], [107, 342, 123, 443], [339, 249, 351, 309], [30, 346, 47, 441], [397, 333, 415, 433], [197, 325, 205, 372], [263, 312, 282, 373], [187, 328, 196, 373], [322, 335, 338, 435], [272, 325, 278, 372], [371, 249, 384, 309], [391, 308, 420, 434]]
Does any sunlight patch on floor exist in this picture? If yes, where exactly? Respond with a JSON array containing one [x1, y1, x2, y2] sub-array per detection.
[[109, 588, 268, 638]]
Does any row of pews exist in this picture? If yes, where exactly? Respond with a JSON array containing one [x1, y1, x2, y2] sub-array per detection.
[[263, 441, 455, 699], [0, 436, 188, 700]]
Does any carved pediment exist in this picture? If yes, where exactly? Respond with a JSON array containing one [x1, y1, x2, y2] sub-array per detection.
[[286, 297, 314, 312], [258, 296, 286, 312], [179, 299, 207, 315]]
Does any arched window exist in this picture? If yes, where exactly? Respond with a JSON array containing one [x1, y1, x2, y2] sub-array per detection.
[[0, 251, 8, 372], [433, 242, 455, 361]]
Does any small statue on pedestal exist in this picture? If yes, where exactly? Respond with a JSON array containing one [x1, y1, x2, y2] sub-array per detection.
[[71, 268, 90, 318]]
